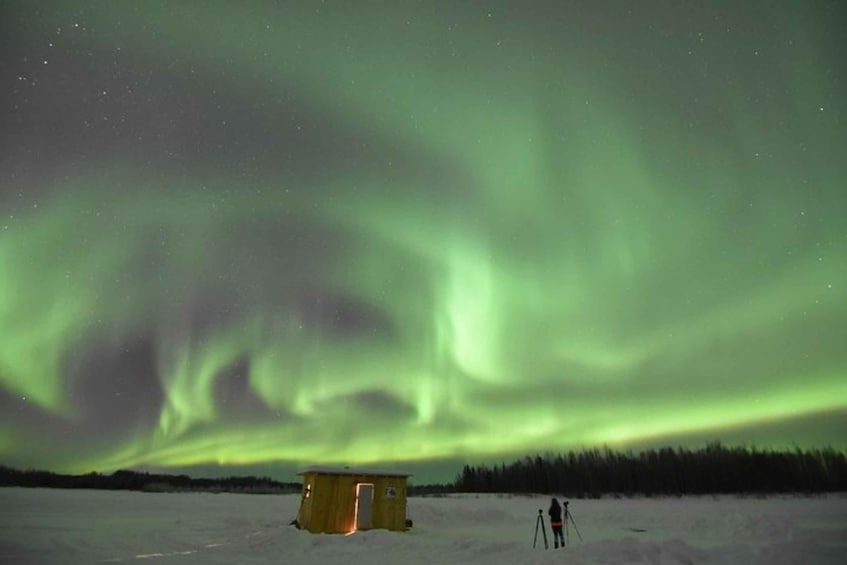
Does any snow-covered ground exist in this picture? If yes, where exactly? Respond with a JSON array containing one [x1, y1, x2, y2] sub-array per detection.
[[1, 488, 845, 564]]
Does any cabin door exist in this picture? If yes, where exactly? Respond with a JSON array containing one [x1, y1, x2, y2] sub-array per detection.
[[355, 483, 374, 530]]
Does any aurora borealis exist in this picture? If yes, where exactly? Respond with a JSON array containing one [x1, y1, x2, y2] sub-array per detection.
[[1, 1, 845, 483]]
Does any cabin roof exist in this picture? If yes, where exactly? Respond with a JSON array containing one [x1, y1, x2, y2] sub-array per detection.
[[296, 465, 411, 478]]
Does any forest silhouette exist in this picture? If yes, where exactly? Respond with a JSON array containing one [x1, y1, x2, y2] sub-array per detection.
[[455, 444, 847, 497], [2, 444, 845, 496]]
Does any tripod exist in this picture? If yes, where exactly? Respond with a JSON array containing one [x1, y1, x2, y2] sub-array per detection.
[[563, 501, 583, 545], [532, 509, 548, 549]]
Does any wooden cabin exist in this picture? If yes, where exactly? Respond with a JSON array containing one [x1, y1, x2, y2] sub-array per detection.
[[295, 466, 410, 534]]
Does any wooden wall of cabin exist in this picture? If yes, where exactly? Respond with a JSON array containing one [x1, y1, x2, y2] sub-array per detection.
[[298, 473, 408, 533], [369, 476, 407, 531], [304, 474, 350, 533], [296, 475, 315, 529]]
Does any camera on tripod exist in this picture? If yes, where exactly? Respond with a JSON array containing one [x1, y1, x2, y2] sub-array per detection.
[[532, 498, 582, 549]]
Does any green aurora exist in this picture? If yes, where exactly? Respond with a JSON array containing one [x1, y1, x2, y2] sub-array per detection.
[[1, 1, 845, 482]]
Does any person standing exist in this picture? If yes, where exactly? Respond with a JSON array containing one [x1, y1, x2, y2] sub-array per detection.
[[548, 497, 565, 548]]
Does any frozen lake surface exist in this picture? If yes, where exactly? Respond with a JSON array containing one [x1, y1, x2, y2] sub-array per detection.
[[1, 488, 845, 564]]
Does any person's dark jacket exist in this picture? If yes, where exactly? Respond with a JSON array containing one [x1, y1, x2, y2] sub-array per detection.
[[548, 500, 562, 525]]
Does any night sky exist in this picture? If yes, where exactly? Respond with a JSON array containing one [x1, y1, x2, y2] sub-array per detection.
[[1, 1, 845, 483]]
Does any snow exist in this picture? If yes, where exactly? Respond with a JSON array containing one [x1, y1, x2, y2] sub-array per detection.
[[1, 488, 845, 564]]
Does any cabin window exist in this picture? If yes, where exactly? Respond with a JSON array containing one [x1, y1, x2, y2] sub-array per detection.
[[384, 486, 397, 498], [304, 482, 312, 499]]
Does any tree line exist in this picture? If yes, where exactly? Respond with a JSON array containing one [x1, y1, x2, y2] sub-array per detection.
[[4, 444, 845, 496], [454, 444, 847, 496], [0, 466, 301, 494]]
